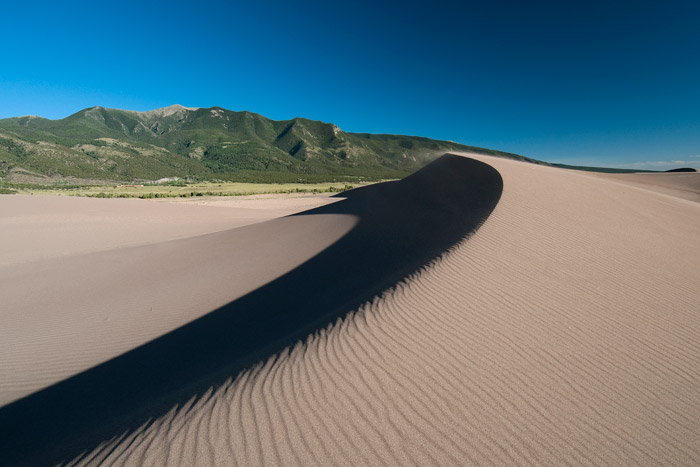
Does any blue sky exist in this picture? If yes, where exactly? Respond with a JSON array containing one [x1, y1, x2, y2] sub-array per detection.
[[1, 0, 698, 169]]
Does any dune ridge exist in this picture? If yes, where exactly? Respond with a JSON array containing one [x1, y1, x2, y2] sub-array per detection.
[[0, 212, 356, 406], [57, 153, 700, 466], [0, 194, 330, 267], [0, 155, 503, 466]]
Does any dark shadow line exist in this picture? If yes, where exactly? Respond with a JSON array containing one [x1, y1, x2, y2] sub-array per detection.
[[0, 154, 503, 466]]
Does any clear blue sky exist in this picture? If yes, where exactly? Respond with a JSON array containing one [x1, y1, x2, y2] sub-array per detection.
[[1, 0, 698, 169]]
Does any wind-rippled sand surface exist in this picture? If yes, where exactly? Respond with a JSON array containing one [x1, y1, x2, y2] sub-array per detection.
[[0, 195, 351, 406], [67, 155, 700, 466], [2, 154, 700, 466]]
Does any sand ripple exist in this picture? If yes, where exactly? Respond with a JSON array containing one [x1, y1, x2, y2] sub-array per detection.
[[69, 155, 700, 466], [3, 154, 700, 466]]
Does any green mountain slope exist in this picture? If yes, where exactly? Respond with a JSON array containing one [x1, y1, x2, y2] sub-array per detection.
[[0, 105, 539, 183]]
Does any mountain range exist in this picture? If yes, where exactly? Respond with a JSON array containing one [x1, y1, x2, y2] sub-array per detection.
[[0, 105, 538, 184]]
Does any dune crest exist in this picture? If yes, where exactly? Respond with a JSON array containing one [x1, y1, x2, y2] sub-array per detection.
[[73, 153, 700, 466], [3, 154, 700, 465], [0, 155, 503, 466]]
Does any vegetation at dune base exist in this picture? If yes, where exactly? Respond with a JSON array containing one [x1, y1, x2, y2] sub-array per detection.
[[2, 180, 364, 199], [0, 104, 540, 195]]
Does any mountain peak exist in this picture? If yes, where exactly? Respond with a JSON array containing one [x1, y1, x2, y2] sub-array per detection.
[[132, 104, 199, 119], [0, 104, 528, 184]]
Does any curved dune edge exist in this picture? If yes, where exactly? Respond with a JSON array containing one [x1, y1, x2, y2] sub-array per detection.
[[0, 212, 357, 406], [0, 194, 332, 268], [0, 155, 503, 466], [63, 152, 700, 466]]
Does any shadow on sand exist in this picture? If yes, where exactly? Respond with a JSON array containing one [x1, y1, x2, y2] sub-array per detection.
[[0, 154, 502, 466]]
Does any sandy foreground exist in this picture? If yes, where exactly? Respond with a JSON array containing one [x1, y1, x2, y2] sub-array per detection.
[[0, 193, 348, 405], [1, 155, 700, 465]]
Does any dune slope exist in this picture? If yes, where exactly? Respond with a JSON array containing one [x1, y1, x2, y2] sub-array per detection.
[[0, 193, 342, 267], [55, 153, 700, 467], [0, 155, 503, 466], [589, 171, 700, 203]]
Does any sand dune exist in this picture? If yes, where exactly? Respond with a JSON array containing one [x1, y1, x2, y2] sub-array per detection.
[[2, 154, 700, 466], [0, 202, 354, 406], [0, 155, 501, 465], [588, 171, 700, 203], [0, 193, 340, 267]]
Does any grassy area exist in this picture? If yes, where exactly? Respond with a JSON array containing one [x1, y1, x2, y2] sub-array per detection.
[[4, 181, 376, 199]]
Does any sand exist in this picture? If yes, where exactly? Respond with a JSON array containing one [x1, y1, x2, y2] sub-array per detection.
[[0, 193, 350, 406], [0, 193, 341, 267], [1, 155, 700, 466], [588, 171, 700, 203]]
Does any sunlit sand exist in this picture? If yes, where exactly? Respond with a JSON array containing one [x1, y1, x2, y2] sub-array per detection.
[[1, 155, 699, 466]]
